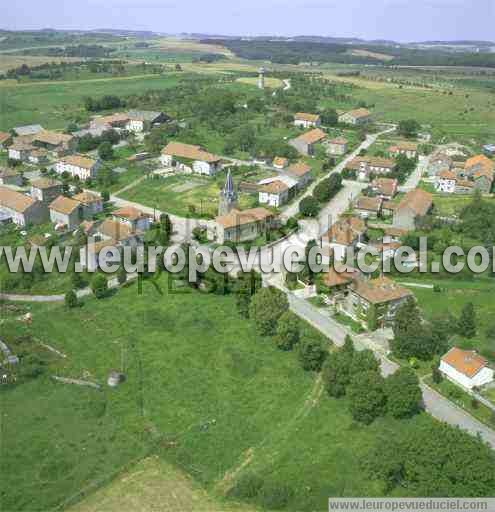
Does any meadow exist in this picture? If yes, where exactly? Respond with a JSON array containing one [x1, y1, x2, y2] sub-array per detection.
[[1, 276, 458, 512]]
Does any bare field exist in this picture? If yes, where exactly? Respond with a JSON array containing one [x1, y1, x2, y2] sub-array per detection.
[[154, 37, 234, 57], [70, 456, 258, 512], [349, 49, 395, 61], [0, 55, 81, 72]]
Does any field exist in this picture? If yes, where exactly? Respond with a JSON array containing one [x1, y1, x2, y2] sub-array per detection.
[[119, 171, 265, 218], [235, 77, 284, 89], [0, 73, 182, 130], [0, 54, 82, 72], [1, 275, 452, 512]]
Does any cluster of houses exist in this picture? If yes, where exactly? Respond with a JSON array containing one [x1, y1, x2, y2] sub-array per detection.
[[90, 110, 169, 134], [432, 152, 494, 195]]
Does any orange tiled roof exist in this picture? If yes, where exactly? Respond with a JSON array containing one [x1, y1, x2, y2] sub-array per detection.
[[397, 188, 433, 216], [0, 186, 36, 213], [295, 112, 320, 123], [72, 191, 102, 205], [352, 276, 412, 304], [372, 177, 398, 197], [442, 347, 489, 378], [162, 141, 221, 163], [273, 157, 288, 167], [324, 216, 366, 246], [59, 154, 97, 169], [260, 180, 289, 195], [113, 206, 149, 221], [216, 207, 273, 229], [356, 195, 383, 212], [287, 162, 312, 176], [294, 128, 327, 145], [49, 195, 81, 215]]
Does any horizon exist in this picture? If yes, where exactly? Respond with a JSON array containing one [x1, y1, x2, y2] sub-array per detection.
[[1, 0, 494, 43]]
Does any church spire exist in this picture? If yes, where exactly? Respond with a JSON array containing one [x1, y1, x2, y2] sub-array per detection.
[[224, 169, 235, 198], [218, 169, 238, 216]]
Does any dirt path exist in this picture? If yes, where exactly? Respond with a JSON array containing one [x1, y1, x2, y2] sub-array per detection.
[[214, 375, 324, 496]]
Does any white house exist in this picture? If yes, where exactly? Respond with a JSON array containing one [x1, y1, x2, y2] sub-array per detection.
[[56, 155, 100, 181], [0, 186, 46, 226], [126, 110, 168, 133], [435, 170, 457, 194], [258, 180, 289, 208], [294, 113, 321, 129], [112, 206, 151, 232], [8, 142, 34, 162], [440, 347, 494, 390], [338, 108, 371, 125], [160, 141, 221, 176], [49, 195, 82, 230]]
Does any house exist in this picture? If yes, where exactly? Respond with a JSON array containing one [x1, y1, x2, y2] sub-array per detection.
[[0, 168, 23, 187], [388, 141, 418, 159], [126, 110, 169, 133], [338, 108, 371, 125], [381, 201, 399, 217], [354, 196, 383, 218], [0, 132, 12, 149], [463, 155, 494, 193], [289, 129, 327, 156], [30, 178, 63, 204], [28, 148, 49, 165], [56, 155, 100, 181], [160, 142, 222, 176], [49, 195, 82, 230], [97, 218, 144, 246], [322, 216, 366, 262], [428, 151, 453, 177], [327, 137, 348, 156], [346, 157, 396, 181], [208, 207, 275, 244], [440, 347, 494, 390], [435, 170, 457, 194], [323, 266, 360, 293], [371, 177, 398, 199], [72, 191, 104, 217], [13, 124, 43, 137], [294, 113, 321, 129], [112, 206, 151, 232], [393, 188, 433, 230], [8, 141, 34, 162], [33, 130, 76, 155], [91, 113, 129, 129], [273, 156, 289, 170], [342, 276, 413, 329], [258, 180, 290, 208], [0, 186, 45, 226], [285, 162, 313, 188]]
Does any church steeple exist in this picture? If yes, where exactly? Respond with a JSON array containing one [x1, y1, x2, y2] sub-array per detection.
[[218, 169, 238, 216]]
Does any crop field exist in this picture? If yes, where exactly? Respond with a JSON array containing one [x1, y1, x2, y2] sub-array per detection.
[[0, 54, 81, 72]]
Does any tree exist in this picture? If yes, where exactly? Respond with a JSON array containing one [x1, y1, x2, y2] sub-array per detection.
[[320, 108, 338, 126], [275, 311, 300, 350], [385, 367, 422, 419], [299, 195, 320, 217], [391, 324, 437, 361], [64, 290, 78, 308], [348, 371, 386, 424], [249, 287, 289, 336], [98, 141, 114, 160], [432, 363, 443, 384], [398, 119, 421, 138], [298, 337, 326, 372], [101, 190, 110, 203], [393, 297, 421, 339], [457, 302, 476, 338], [71, 271, 85, 289], [350, 349, 380, 375], [91, 274, 108, 299], [322, 349, 353, 397]]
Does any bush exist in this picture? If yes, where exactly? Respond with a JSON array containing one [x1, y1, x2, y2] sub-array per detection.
[[71, 272, 86, 289], [228, 472, 264, 500], [299, 195, 320, 217], [275, 311, 300, 351], [249, 287, 289, 336], [117, 268, 127, 285], [91, 274, 108, 299], [64, 290, 78, 308], [259, 482, 293, 510], [298, 337, 326, 371]]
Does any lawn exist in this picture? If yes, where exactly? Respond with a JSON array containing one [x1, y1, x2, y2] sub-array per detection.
[[397, 277, 495, 360], [120, 171, 266, 218]]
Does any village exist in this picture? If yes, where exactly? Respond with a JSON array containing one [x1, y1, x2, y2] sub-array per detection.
[[1, 49, 495, 511]]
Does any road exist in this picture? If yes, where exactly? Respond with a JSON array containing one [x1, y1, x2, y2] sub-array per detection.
[[398, 154, 429, 192]]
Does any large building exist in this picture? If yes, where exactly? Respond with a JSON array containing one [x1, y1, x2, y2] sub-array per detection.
[[208, 207, 275, 244], [346, 157, 396, 181], [289, 129, 327, 156], [0, 186, 45, 226], [56, 155, 100, 181], [126, 111, 168, 133], [393, 188, 433, 231], [338, 108, 371, 126], [30, 178, 63, 205], [160, 142, 222, 176]]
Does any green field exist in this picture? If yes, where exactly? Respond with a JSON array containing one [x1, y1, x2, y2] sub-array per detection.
[[120, 171, 268, 218], [1, 275, 465, 512], [0, 73, 182, 130]]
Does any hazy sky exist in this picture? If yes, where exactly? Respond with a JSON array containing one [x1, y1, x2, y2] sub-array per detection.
[[2, 0, 494, 42]]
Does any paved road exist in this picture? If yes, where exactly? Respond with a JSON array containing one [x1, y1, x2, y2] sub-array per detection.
[[398, 154, 429, 192]]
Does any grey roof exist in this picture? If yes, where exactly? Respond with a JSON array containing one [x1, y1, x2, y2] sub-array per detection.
[[72, 126, 110, 138], [127, 110, 164, 122], [13, 124, 43, 136]]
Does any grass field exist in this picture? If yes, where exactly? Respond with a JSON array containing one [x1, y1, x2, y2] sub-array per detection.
[[120, 170, 270, 218], [236, 77, 284, 89], [0, 54, 82, 72], [1, 275, 460, 512], [0, 73, 182, 130]]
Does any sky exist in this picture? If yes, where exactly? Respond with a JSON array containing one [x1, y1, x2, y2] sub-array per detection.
[[2, 0, 494, 42]]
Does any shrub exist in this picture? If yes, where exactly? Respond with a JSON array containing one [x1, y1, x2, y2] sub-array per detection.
[[64, 290, 78, 308], [298, 337, 326, 371], [228, 472, 264, 500], [299, 195, 320, 217], [249, 287, 289, 336], [259, 482, 294, 510], [91, 274, 108, 299], [275, 311, 300, 351]]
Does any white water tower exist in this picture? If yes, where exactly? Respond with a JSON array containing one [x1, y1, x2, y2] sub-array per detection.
[[258, 67, 266, 90]]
